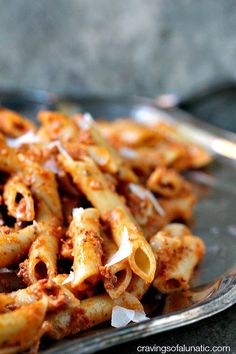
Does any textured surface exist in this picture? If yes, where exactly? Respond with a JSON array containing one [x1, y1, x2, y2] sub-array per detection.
[[0, 0, 236, 97]]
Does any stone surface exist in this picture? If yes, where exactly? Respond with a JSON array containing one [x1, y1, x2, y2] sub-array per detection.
[[0, 0, 236, 98]]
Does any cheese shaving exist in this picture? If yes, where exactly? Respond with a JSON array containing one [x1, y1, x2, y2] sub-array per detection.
[[105, 226, 132, 267], [43, 158, 60, 174], [62, 271, 74, 285], [119, 147, 138, 159], [129, 183, 165, 216], [0, 267, 15, 273], [7, 131, 39, 148], [47, 141, 72, 160], [72, 207, 85, 219], [76, 112, 94, 130], [111, 306, 149, 328]]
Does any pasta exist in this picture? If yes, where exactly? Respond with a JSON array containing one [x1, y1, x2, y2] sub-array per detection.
[[68, 207, 103, 291], [0, 108, 212, 353], [149, 224, 205, 293]]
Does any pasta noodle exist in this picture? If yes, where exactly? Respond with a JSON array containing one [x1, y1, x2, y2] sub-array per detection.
[[0, 225, 37, 268], [68, 207, 103, 291], [0, 108, 211, 352], [149, 224, 205, 293], [3, 176, 35, 221], [60, 155, 156, 283], [101, 232, 132, 299]]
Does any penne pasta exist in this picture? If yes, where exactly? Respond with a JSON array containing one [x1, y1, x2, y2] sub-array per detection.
[[80, 291, 143, 328], [0, 108, 35, 138], [127, 274, 150, 300], [68, 207, 103, 291], [3, 175, 35, 221], [147, 166, 183, 198], [0, 298, 47, 354], [150, 224, 205, 293], [0, 134, 21, 173], [47, 290, 143, 340], [28, 201, 62, 283], [74, 114, 138, 182], [21, 158, 62, 221], [60, 155, 156, 283], [0, 107, 211, 352], [101, 232, 132, 299], [97, 119, 161, 148], [38, 111, 80, 144], [0, 224, 37, 268], [88, 145, 118, 174]]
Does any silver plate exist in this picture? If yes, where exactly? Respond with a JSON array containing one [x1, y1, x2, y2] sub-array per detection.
[[1, 92, 236, 354]]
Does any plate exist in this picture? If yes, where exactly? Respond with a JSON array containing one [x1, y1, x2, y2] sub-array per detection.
[[1, 91, 236, 354]]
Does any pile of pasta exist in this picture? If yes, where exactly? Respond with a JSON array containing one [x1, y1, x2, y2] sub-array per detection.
[[0, 108, 211, 353]]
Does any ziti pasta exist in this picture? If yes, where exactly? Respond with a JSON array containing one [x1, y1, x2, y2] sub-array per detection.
[[0, 108, 210, 353]]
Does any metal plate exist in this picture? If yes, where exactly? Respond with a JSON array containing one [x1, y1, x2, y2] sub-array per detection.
[[1, 91, 236, 354]]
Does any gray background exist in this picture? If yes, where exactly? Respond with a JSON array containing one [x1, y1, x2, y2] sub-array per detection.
[[0, 0, 236, 98]]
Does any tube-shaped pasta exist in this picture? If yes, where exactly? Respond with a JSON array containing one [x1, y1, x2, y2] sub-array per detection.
[[126, 188, 196, 241], [80, 291, 143, 328], [0, 298, 47, 354], [60, 155, 156, 283], [28, 201, 61, 283], [160, 189, 196, 222], [38, 111, 80, 143], [147, 167, 183, 198], [152, 121, 212, 169], [0, 225, 37, 268], [108, 207, 156, 283], [74, 114, 138, 182], [127, 274, 150, 300], [101, 233, 132, 299], [97, 119, 159, 147], [101, 261, 132, 300], [162, 223, 192, 238], [68, 208, 103, 291], [150, 225, 205, 293], [88, 145, 118, 174], [0, 108, 35, 138], [3, 176, 35, 221], [0, 134, 20, 173], [0, 108, 211, 351], [0, 279, 68, 313], [188, 144, 213, 169], [45, 286, 86, 340], [47, 291, 143, 340], [119, 143, 189, 173], [21, 158, 62, 221], [17, 156, 62, 283]]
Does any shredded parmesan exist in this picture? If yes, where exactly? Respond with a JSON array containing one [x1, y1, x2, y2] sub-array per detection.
[[47, 141, 72, 160], [76, 112, 94, 130], [111, 306, 149, 328], [72, 207, 84, 219], [62, 271, 74, 285], [43, 158, 60, 174], [0, 267, 15, 273], [7, 131, 39, 148], [119, 147, 138, 159], [129, 183, 165, 216], [105, 226, 132, 267]]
